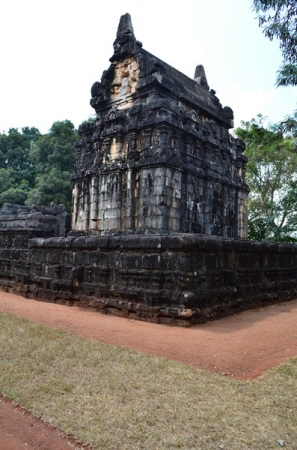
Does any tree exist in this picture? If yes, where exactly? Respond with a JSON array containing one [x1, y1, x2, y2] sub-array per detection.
[[0, 168, 30, 206], [253, 0, 297, 87], [27, 168, 75, 208], [26, 120, 77, 211], [235, 116, 297, 242], [0, 127, 41, 208]]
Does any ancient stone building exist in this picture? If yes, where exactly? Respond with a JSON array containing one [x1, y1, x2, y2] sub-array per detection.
[[72, 13, 249, 238], [1, 14, 297, 326]]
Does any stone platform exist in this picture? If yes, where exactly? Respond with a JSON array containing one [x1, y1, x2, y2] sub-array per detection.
[[1, 232, 297, 326]]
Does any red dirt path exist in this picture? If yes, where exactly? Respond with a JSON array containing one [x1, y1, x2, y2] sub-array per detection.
[[1, 291, 297, 449]]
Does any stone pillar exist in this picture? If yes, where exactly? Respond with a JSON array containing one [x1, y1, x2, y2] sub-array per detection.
[[128, 132, 137, 152], [103, 138, 110, 163], [158, 126, 170, 148], [237, 190, 248, 238], [134, 170, 141, 229], [116, 136, 123, 158], [83, 179, 90, 231], [98, 175, 107, 232], [72, 183, 79, 230], [89, 176, 99, 230], [204, 180, 213, 235], [124, 168, 134, 230], [110, 138, 117, 160], [144, 129, 152, 148]]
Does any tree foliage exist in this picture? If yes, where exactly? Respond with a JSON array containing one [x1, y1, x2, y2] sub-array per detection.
[[26, 120, 77, 211], [253, 0, 297, 86], [0, 121, 77, 211], [0, 127, 41, 207], [235, 116, 297, 242]]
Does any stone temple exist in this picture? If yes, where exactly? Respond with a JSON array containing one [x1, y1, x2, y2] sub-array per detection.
[[72, 13, 249, 238], [0, 14, 297, 325]]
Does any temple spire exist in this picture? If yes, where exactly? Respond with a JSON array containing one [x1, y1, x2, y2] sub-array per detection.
[[194, 65, 209, 90], [116, 13, 135, 40], [113, 13, 136, 52]]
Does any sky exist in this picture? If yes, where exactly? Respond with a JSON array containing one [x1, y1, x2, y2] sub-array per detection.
[[0, 0, 296, 134]]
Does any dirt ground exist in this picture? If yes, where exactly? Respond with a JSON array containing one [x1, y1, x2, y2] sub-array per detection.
[[1, 292, 297, 449]]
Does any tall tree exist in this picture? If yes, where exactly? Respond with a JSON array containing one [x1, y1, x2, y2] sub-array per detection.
[[235, 116, 297, 242], [0, 127, 41, 207], [253, 0, 297, 87], [26, 120, 77, 211]]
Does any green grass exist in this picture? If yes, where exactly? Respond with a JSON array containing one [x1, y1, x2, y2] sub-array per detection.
[[1, 312, 297, 449]]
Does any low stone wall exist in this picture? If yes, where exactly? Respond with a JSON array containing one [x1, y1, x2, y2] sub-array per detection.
[[0, 203, 71, 239], [0, 232, 297, 326]]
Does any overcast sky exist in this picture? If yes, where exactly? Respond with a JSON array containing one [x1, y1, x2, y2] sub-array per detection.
[[1, 0, 296, 134]]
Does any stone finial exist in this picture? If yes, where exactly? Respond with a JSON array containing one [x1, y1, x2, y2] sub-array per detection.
[[194, 65, 209, 90], [223, 106, 234, 128], [113, 13, 136, 52]]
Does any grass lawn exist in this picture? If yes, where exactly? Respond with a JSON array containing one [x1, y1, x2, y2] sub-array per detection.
[[0, 312, 296, 449]]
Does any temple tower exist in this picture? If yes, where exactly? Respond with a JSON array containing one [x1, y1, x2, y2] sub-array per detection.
[[72, 13, 249, 238]]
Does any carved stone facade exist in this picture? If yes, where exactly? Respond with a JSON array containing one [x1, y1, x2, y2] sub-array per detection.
[[72, 14, 249, 238]]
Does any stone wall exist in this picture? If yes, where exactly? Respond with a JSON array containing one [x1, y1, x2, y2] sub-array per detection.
[[1, 232, 296, 326]]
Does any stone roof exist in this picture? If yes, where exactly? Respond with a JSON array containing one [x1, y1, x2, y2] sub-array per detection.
[[101, 13, 234, 128]]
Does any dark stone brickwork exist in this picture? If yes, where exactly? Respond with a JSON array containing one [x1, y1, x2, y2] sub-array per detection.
[[0, 233, 297, 326]]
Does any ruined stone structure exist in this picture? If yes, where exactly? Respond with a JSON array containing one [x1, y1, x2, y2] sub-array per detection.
[[0, 14, 297, 325], [72, 14, 249, 238], [0, 203, 71, 239]]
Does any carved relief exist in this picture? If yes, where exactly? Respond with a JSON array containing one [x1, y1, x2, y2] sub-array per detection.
[[111, 56, 140, 101]]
